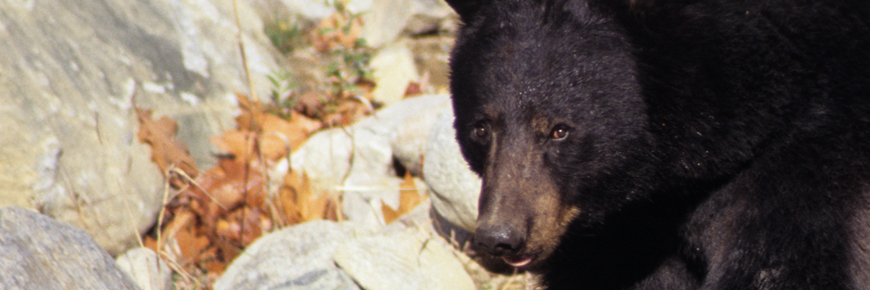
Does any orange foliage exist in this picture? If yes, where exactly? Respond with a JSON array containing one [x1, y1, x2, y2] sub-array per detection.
[[139, 91, 431, 284], [310, 11, 363, 53], [382, 172, 428, 224], [133, 6, 437, 286], [135, 108, 198, 187], [136, 93, 339, 279]]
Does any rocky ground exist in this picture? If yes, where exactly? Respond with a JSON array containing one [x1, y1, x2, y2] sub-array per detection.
[[0, 0, 537, 289]]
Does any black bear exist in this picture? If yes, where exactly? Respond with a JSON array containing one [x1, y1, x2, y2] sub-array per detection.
[[444, 0, 870, 289]]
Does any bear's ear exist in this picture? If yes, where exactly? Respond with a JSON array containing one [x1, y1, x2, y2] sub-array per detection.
[[445, 0, 490, 22]]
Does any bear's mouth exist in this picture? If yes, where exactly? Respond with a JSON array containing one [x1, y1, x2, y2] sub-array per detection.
[[503, 255, 535, 268]]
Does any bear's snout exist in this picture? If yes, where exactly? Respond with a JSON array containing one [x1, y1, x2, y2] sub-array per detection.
[[474, 222, 526, 256]]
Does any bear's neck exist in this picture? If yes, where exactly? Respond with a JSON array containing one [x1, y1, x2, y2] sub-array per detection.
[[623, 4, 844, 182]]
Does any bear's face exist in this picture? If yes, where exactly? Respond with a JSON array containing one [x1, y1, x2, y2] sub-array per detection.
[[449, 0, 651, 268]]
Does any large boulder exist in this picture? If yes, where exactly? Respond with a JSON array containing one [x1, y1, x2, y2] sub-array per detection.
[[424, 106, 481, 232], [214, 220, 360, 290], [0, 0, 283, 255], [0, 207, 140, 290], [287, 94, 450, 232]]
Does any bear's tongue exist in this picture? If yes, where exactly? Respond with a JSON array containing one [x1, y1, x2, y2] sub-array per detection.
[[503, 256, 533, 268]]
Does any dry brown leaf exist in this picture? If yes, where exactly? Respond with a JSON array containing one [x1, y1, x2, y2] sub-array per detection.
[[275, 170, 342, 225], [174, 225, 210, 265], [304, 192, 332, 223], [215, 219, 240, 242], [383, 172, 428, 224], [184, 156, 266, 227], [259, 112, 322, 160], [211, 238, 240, 274], [321, 98, 371, 127], [381, 203, 400, 225], [275, 171, 309, 225], [398, 172, 426, 211], [210, 130, 256, 159], [144, 235, 158, 254], [135, 107, 198, 186], [311, 12, 363, 53], [235, 93, 264, 132], [201, 246, 226, 275], [233, 93, 321, 161], [403, 72, 430, 98], [145, 91, 346, 283], [158, 209, 196, 247], [294, 91, 327, 117], [241, 208, 269, 245]]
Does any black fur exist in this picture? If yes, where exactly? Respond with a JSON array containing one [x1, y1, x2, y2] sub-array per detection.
[[445, 0, 870, 289]]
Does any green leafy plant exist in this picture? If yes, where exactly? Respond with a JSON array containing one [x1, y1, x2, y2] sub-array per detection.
[[266, 70, 298, 119], [324, 36, 373, 98], [261, 0, 376, 126], [264, 18, 304, 55]]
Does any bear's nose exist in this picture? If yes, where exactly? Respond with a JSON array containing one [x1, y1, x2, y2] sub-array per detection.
[[474, 224, 525, 256]]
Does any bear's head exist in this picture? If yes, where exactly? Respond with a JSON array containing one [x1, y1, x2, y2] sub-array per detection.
[[446, 0, 655, 269]]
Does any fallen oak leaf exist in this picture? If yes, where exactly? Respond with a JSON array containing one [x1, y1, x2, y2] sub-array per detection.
[[157, 208, 196, 248], [235, 93, 265, 132], [303, 191, 334, 223], [404, 72, 430, 98], [398, 172, 426, 211], [321, 97, 372, 127], [188, 157, 266, 222], [200, 245, 227, 275], [381, 202, 400, 225], [259, 112, 322, 161], [310, 11, 363, 53], [135, 107, 198, 186], [275, 170, 310, 225], [210, 130, 256, 160], [293, 90, 327, 118], [173, 224, 211, 267], [382, 172, 428, 224], [210, 237, 242, 275], [275, 170, 342, 225]]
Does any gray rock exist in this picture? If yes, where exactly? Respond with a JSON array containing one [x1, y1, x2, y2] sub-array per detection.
[[407, 35, 455, 89], [354, 94, 451, 136], [289, 94, 451, 231], [288, 125, 398, 233], [423, 106, 482, 232], [360, 0, 414, 48], [214, 220, 360, 290], [289, 128, 356, 195], [384, 197, 436, 234], [276, 0, 335, 23], [390, 95, 452, 175], [360, 0, 455, 48], [334, 227, 475, 290], [403, 0, 458, 36], [0, 0, 283, 255], [116, 247, 172, 290], [370, 41, 420, 106], [0, 206, 140, 290]]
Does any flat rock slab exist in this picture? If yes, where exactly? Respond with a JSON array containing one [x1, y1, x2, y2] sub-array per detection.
[[0, 0, 281, 255], [116, 247, 172, 290], [0, 206, 139, 290], [214, 220, 360, 290], [334, 228, 475, 290], [424, 105, 481, 232]]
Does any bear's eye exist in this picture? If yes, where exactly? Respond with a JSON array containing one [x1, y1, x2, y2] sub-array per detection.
[[472, 122, 489, 140], [551, 125, 570, 140]]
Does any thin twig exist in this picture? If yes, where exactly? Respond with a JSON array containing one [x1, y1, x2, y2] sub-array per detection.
[[156, 164, 173, 255], [500, 267, 520, 290], [170, 167, 227, 211], [232, 0, 259, 104]]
